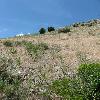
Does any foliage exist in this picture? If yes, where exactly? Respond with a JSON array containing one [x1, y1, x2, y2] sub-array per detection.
[[3, 41, 13, 47], [0, 57, 28, 100], [78, 63, 100, 100], [14, 41, 22, 46], [50, 63, 100, 100], [10, 48, 17, 54], [24, 42, 49, 60], [3, 40, 24, 48], [87, 23, 93, 27], [48, 27, 55, 32], [16, 57, 21, 66], [39, 28, 46, 34]]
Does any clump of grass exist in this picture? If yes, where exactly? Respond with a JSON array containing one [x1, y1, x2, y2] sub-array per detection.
[[10, 48, 17, 54], [3, 40, 25, 47], [0, 57, 28, 100], [16, 57, 21, 66], [3, 41, 13, 47], [23, 42, 49, 61], [14, 41, 23, 46]]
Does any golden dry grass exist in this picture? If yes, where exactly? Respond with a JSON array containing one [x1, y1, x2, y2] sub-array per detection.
[[0, 20, 100, 83]]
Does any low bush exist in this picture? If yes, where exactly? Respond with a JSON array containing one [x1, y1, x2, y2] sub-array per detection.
[[3, 41, 13, 47], [58, 27, 70, 33], [48, 27, 55, 32]]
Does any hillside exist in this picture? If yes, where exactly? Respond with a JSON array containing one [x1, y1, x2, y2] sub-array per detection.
[[0, 19, 100, 100]]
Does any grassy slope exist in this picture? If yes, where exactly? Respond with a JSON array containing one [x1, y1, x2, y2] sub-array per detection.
[[0, 19, 100, 99]]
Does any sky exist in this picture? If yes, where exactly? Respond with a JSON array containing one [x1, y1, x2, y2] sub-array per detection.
[[0, 0, 100, 38]]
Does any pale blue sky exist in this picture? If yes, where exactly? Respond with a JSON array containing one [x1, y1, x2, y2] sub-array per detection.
[[0, 0, 100, 38]]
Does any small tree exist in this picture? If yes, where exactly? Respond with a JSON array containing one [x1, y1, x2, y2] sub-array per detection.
[[39, 28, 46, 34], [48, 27, 55, 32]]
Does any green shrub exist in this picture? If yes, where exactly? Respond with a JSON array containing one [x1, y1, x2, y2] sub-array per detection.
[[78, 63, 100, 100], [39, 28, 46, 34], [50, 78, 84, 100], [48, 27, 55, 32], [38, 43, 49, 50], [50, 63, 100, 100], [3, 41, 13, 47]]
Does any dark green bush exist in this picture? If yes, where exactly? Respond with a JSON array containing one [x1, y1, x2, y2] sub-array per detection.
[[3, 41, 13, 47], [48, 27, 55, 32], [39, 28, 46, 34]]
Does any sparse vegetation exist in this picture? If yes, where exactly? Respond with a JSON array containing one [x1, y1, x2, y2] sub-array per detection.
[[3, 41, 23, 47], [14, 41, 23, 46], [3, 41, 13, 47], [58, 27, 71, 33], [0, 57, 28, 100], [16, 57, 21, 66], [0, 19, 100, 100], [23, 41, 49, 61], [73, 23, 80, 27], [10, 48, 17, 54]]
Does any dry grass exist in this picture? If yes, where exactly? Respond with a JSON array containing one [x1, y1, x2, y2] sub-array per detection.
[[0, 19, 100, 99]]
